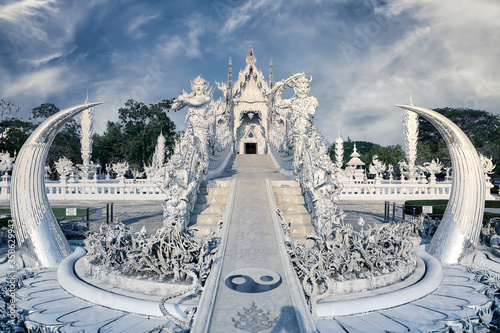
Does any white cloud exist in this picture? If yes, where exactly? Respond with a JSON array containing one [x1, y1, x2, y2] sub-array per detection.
[[219, 0, 281, 36], [156, 14, 205, 59], [3, 67, 67, 98], [310, 0, 500, 146], [127, 13, 161, 39], [0, 0, 58, 22]]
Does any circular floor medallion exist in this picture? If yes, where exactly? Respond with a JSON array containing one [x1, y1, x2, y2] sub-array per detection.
[[224, 267, 282, 293]]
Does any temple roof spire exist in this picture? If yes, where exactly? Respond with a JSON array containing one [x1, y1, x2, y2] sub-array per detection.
[[269, 58, 273, 88], [246, 44, 256, 67]]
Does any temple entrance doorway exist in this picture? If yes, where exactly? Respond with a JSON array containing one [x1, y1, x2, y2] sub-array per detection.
[[245, 143, 257, 154]]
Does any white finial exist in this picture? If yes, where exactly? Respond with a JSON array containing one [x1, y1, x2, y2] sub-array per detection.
[[85, 88, 89, 104], [409, 90, 414, 106], [246, 44, 256, 67], [353, 142, 358, 153]]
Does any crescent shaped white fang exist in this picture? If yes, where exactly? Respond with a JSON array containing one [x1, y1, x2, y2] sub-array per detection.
[[395, 104, 485, 264], [10, 102, 103, 267]]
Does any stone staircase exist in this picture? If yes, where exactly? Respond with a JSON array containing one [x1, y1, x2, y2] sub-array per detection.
[[189, 180, 232, 238], [271, 180, 315, 243]]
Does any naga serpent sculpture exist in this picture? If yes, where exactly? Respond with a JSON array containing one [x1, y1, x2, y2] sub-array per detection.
[[395, 104, 485, 264], [11, 102, 102, 267]]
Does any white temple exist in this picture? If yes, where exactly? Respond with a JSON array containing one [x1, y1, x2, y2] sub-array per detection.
[[230, 44, 271, 154]]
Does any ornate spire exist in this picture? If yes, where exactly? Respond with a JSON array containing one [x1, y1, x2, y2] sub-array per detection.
[[403, 90, 419, 178], [246, 44, 256, 67], [228, 57, 232, 88], [269, 58, 273, 88], [334, 130, 344, 169], [335, 129, 343, 143]]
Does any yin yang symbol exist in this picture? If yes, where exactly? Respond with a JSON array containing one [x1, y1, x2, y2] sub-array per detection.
[[224, 267, 282, 293]]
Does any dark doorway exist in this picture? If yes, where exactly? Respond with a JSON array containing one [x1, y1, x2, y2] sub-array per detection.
[[245, 143, 257, 154]]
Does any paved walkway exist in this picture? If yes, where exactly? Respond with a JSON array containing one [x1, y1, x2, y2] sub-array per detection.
[[208, 155, 312, 332]]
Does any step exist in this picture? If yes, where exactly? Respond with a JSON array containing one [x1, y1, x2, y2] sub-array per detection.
[[192, 204, 226, 215], [190, 214, 221, 226], [274, 195, 306, 204], [273, 187, 302, 196], [277, 204, 308, 214], [281, 213, 312, 224], [288, 225, 316, 237], [190, 225, 219, 238], [199, 187, 230, 196], [271, 180, 300, 188], [196, 195, 228, 205]]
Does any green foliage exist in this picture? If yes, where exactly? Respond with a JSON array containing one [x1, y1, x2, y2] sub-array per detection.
[[329, 139, 405, 169], [418, 107, 500, 172], [93, 99, 176, 170], [0, 118, 37, 154], [30, 103, 60, 120], [29, 103, 82, 171]]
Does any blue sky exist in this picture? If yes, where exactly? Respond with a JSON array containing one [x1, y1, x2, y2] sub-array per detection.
[[1, 0, 499, 146]]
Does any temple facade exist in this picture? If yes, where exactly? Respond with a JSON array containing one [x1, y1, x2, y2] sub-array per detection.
[[228, 45, 272, 154]]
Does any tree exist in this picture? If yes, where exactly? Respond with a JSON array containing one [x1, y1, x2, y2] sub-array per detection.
[[31, 103, 60, 120], [418, 107, 500, 173], [30, 103, 82, 169], [93, 99, 177, 171], [0, 100, 20, 120], [329, 140, 404, 169], [0, 118, 37, 154]]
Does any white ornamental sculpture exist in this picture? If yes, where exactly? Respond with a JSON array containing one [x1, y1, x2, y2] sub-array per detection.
[[334, 133, 344, 169], [479, 153, 496, 178], [369, 155, 386, 179], [55, 156, 74, 182], [396, 104, 485, 264], [0, 151, 14, 176], [77, 92, 99, 180], [112, 161, 129, 180], [172, 75, 212, 159], [11, 102, 102, 267], [145, 131, 166, 179], [132, 168, 144, 180], [403, 93, 419, 181], [423, 158, 443, 183]]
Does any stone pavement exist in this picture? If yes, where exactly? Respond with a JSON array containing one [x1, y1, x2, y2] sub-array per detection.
[[316, 262, 490, 332], [16, 268, 170, 333]]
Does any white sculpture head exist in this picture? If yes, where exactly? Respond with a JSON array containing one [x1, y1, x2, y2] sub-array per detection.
[[293, 74, 312, 99], [191, 75, 209, 96]]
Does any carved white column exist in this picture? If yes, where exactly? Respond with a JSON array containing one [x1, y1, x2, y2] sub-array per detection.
[[11, 102, 102, 267], [78, 92, 97, 180], [153, 130, 166, 170], [80, 96, 94, 167], [396, 104, 485, 264], [403, 95, 418, 181], [334, 133, 344, 169]]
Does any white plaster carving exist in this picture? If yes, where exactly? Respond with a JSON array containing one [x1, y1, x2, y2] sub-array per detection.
[[112, 161, 129, 180], [77, 92, 99, 180], [10, 102, 102, 267], [396, 104, 486, 264], [403, 93, 419, 181], [334, 133, 344, 169], [55, 156, 74, 182]]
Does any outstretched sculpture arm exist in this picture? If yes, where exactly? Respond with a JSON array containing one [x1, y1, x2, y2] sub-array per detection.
[[11, 102, 103, 267], [395, 104, 485, 264]]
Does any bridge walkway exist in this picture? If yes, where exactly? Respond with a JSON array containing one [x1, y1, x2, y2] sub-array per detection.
[[197, 154, 316, 332]]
